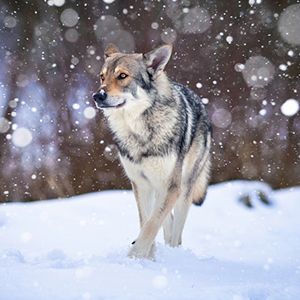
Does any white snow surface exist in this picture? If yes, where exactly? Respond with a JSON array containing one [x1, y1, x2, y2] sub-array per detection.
[[0, 180, 300, 300]]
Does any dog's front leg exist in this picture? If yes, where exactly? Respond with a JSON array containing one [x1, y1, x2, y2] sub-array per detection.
[[131, 181, 154, 228], [128, 176, 181, 259], [131, 181, 157, 257]]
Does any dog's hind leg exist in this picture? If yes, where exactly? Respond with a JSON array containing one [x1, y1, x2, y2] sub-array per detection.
[[170, 139, 211, 247], [163, 212, 174, 245], [170, 170, 209, 247], [170, 195, 191, 247]]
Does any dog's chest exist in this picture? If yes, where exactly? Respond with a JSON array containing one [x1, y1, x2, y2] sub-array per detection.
[[108, 109, 144, 137], [112, 121, 151, 161], [120, 154, 177, 186], [106, 103, 179, 163], [108, 111, 166, 161]]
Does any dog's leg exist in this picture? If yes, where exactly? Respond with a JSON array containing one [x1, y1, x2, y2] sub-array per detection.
[[128, 173, 181, 259], [163, 212, 173, 245], [131, 181, 154, 227], [170, 139, 211, 247], [171, 165, 209, 247], [131, 181, 156, 256], [170, 196, 191, 247]]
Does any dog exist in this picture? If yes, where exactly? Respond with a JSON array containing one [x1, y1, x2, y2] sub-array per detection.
[[93, 44, 211, 259]]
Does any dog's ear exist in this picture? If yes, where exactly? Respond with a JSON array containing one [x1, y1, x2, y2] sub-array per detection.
[[144, 44, 172, 78], [104, 43, 119, 58]]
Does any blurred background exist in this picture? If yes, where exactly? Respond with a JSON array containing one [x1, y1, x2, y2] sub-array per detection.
[[0, 0, 299, 202]]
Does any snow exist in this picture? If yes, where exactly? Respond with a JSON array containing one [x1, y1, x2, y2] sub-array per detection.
[[280, 99, 299, 117], [226, 36, 233, 44], [259, 108, 267, 116], [72, 103, 80, 110], [250, 87, 267, 100], [3, 16, 17, 29], [151, 22, 159, 30], [1, 181, 300, 300], [278, 4, 300, 46], [211, 108, 232, 128], [95, 15, 135, 53], [102, 0, 116, 4], [83, 107, 96, 119], [11, 127, 33, 148], [161, 28, 177, 44], [47, 0, 65, 7], [179, 7, 211, 34], [234, 63, 245, 72], [60, 8, 79, 28], [201, 98, 209, 104], [65, 28, 79, 43], [196, 82, 203, 89], [279, 64, 288, 71], [71, 57, 80, 65], [242, 56, 275, 88]]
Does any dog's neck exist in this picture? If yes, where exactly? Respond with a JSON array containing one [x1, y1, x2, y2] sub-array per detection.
[[102, 74, 181, 161], [152, 73, 172, 100]]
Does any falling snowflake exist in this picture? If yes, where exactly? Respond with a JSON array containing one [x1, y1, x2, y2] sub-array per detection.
[[278, 4, 300, 46], [60, 8, 79, 27], [280, 99, 299, 117], [226, 36, 233, 44], [12, 127, 33, 148], [241, 56, 275, 88], [72, 103, 80, 110], [84, 107, 96, 119]]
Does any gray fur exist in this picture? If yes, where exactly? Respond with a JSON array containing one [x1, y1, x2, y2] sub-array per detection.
[[114, 81, 211, 163]]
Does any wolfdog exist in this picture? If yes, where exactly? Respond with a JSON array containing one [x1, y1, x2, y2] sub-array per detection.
[[93, 44, 211, 259]]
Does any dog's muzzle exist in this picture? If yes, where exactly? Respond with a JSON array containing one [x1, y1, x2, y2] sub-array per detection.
[[93, 89, 126, 109], [93, 89, 107, 105]]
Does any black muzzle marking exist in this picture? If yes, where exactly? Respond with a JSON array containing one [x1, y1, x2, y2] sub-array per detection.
[[93, 89, 107, 105]]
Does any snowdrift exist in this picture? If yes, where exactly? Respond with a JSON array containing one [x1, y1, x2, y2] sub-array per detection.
[[0, 181, 299, 300]]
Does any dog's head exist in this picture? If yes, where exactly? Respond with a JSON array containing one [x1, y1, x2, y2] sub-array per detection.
[[93, 44, 172, 111]]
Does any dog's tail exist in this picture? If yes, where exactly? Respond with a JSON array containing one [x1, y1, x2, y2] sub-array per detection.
[[192, 134, 211, 206]]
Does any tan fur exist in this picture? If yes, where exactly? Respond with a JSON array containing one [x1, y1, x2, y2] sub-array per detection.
[[99, 54, 140, 96]]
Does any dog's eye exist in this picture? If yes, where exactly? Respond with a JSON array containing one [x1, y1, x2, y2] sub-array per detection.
[[100, 74, 105, 81], [117, 73, 128, 80]]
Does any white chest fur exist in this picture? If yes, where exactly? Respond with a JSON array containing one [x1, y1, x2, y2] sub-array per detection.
[[120, 154, 177, 187]]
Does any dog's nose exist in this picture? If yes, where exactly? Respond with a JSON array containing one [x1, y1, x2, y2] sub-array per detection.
[[93, 89, 107, 103]]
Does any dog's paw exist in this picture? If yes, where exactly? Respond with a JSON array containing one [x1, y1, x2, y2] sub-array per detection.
[[127, 243, 156, 260], [169, 239, 182, 248], [163, 234, 172, 246]]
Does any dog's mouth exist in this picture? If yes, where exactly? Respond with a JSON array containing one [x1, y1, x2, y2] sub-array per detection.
[[95, 100, 126, 109]]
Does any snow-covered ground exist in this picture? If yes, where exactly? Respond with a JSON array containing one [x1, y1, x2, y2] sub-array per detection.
[[0, 181, 299, 300]]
